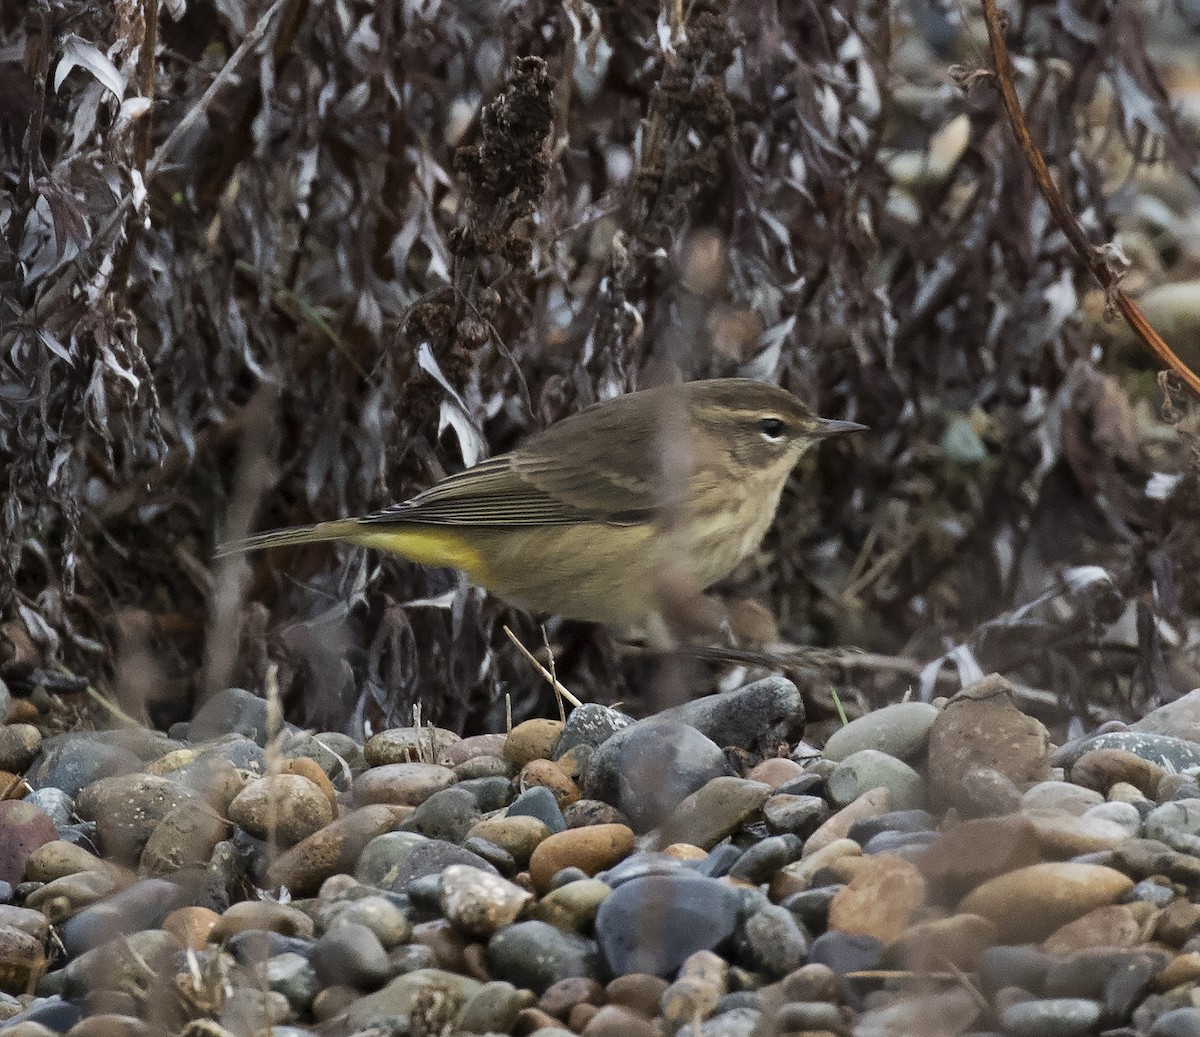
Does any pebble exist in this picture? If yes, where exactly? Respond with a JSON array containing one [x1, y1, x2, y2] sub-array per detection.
[[1150, 1007, 1200, 1037], [653, 675, 805, 756], [27, 737, 141, 798], [364, 727, 461, 766], [325, 895, 412, 948], [959, 863, 1135, 943], [140, 801, 229, 874], [504, 720, 566, 768], [519, 759, 581, 808], [488, 921, 602, 993], [594, 874, 741, 978], [345, 968, 481, 1029], [187, 688, 277, 745], [400, 787, 481, 843], [456, 775, 515, 812], [745, 757, 805, 787], [1054, 732, 1200, 772], [1145, 800, 1200, 855], [12, 665, 1200, 1037], [525, 878, 611, 932], [926, 676, 1052, 813], [807, 930, 883, 975], [442, 734, 508, 767], [803, 787, 892, 856], [821, 702, 940, 762], [583, 720, 731, 830], [888, 912, 997, 971], [75, 773, 202, 865], [980, 944, 1054, 997], [827, 853, 926, 943], [266, 805, 398, 894], [580, 1004, 658, 1037], [1070, 748, 1166, 797], [728, 834, 803, 884], [440, 864, 533, 937], [0, 802, 58, 885], [0, 725, 41, 774], [998, 997, 1102, 1037], [310, 921, 390, 990], [228, 773, 334, 845], [352, 762, 457, 806], [460, 980, 535, 1033], [917, 814, 1041, 900], [509, 786, 568, 834], [739, 903, 809, 976], [1042, 902, 1151, 955], [385, 844, 488, 897], [553, 704, 634, 758], [466, 815, 549, 867], [827, 749, 924, 809], [529, 824, 635, 894], [652, 777, 772, 850], [761, 793, 829, 837]]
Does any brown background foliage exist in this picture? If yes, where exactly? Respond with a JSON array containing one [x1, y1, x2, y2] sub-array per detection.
[[2, 0, 1199, 736]]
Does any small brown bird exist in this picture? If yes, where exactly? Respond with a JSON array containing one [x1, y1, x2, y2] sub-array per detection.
[[218, 379, 864, 642]]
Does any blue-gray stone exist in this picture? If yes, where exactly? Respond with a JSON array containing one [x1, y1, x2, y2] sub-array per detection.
[[487, 921, 601, 994], [808, 931, 882, 976], [584, 720, 731, 830], [595, 873, 741, 978], [27, 736, 140, 798], [728, 835, 803, 884], [187, 687, 276, 746], [1150, 1007, 1200, 1037], [508, 786, 566, 834]]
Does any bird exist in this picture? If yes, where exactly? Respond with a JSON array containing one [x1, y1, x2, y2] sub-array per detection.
[[216, 378, 865, 642]]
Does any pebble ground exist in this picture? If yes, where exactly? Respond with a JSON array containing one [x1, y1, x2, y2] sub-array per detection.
[[4, 674, 1200, 1037]]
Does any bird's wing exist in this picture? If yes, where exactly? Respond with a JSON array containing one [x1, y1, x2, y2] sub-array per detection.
[[357, 453, 651, 528], [359, 391, 694, 528]]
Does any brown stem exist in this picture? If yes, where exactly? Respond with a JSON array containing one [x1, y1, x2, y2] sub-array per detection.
[[979, 0, 1200, 399], [133, 0, 159, 172]]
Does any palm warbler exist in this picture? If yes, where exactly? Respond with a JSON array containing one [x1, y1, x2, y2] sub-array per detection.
[[217, 379, 864, 638]]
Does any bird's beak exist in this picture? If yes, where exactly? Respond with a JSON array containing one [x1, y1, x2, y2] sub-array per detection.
[[814, 418, 868, 438]]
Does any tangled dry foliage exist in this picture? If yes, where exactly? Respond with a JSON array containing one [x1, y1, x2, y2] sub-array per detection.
[[4, 0, 1200, 736]]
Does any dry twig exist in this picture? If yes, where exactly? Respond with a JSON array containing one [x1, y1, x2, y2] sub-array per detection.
[[979, 0, 1200, 398]]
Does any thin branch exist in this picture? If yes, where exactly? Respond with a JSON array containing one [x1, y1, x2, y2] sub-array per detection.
[[978, 0, 1200, 398], [503, 625, 583, 709]]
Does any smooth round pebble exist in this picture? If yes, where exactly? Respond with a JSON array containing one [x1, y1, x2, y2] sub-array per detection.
[[998, 997, 1101, 1037]]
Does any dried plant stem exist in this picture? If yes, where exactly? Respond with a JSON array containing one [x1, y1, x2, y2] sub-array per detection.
[[1, 0, 290, 352], [979, 0, 1200, 398], [503, 625, 583, 709], [541, 624, 565, 723]]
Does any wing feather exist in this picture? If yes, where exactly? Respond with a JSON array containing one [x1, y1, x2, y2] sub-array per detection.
[[360, 386, 692, 528]]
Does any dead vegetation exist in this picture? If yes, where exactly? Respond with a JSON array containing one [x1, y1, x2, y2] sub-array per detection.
[[3, 0, 1200, 735]]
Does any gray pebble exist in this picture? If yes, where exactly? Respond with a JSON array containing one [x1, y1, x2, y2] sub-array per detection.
[[822, 702, 939, 762], [488, 921, 602, 994], [998, 997, 1101, 1037], [311, 921, 390, 990], [267, 952, 320, 1010], [828, 749, 924, 809]]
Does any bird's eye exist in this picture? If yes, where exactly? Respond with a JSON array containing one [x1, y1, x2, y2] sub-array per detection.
[[759, 418, 787, 440]]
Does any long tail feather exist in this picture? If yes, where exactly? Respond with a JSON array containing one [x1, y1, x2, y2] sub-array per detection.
[[213, 519, 362, 559]]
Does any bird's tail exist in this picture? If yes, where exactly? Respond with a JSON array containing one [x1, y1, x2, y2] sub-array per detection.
[[213, 519, 363, 559]]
